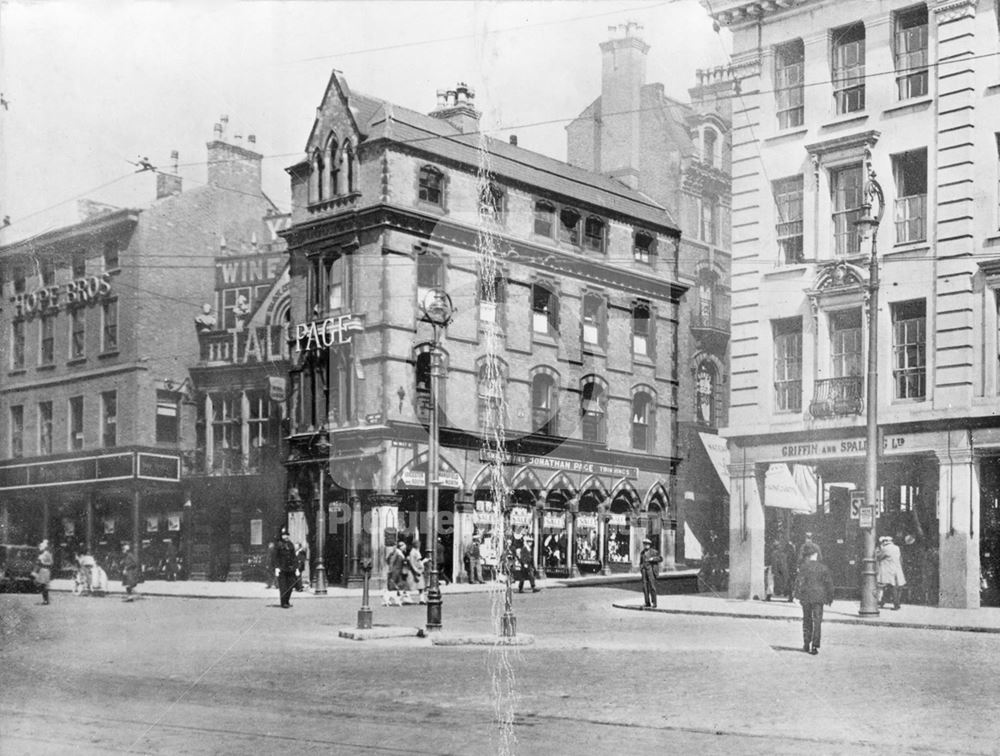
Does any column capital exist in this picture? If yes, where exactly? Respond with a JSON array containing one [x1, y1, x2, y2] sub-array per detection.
[[931, 0, 978, 23]]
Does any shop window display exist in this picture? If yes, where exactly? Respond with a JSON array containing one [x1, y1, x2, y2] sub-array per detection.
[[606, 512, 631, 566], [541, 510, 568, 573], [574, 513, 600, 572]]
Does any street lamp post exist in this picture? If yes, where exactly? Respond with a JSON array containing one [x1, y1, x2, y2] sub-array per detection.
[[421, 288, 454, 632], [856, 165, 884, 618]]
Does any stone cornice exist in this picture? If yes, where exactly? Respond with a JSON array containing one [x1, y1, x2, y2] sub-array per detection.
[[932, 0, 978, 23], [706, 0, 815, 29]]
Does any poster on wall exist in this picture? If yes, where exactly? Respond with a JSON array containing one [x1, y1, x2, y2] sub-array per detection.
[[250, 519, 262, 546], [63, 518, 75, 536], [103, 518, 116, 535], [146, 516, 159, 533], [167, 513, 181, 531]]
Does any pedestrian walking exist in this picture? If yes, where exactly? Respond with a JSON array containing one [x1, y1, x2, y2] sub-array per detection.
[[876, 535, 906, 610], [121, 543, 140, 602], [517, 537, 540, 593], [795, 543, 834, 655], [274, 529, 298, 608], [294, 542, 307, 592], [264, 540, 276, 589], [465, 535, 484, 584], [34, 540, 53, 605], [798, 532, 823, 564], [383, 540, 407, 606], [639, 537, 663, 608], [407, 543, 427, 604]]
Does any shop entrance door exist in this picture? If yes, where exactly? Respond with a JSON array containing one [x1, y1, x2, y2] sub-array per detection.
[[979, 459, 1000, 607]]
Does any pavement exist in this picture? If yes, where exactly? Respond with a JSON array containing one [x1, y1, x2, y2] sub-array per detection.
[[46, 568, 1000, 634]]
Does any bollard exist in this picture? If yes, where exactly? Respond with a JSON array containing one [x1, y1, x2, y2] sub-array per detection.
[[357, 558, 373, 629]]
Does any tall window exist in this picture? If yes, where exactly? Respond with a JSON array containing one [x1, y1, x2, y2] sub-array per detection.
[[479, 274, 506, 328], [102, 299, 118, 352], [70, 307, 86, 359], [631, 392, 653, 451], [580, 380, 607, 444], [531, 372, 558, 436], [997, 134, 1000, 229], [582, 293, 605, 349], [101, 391, 117, 447], [774, 175, 804, 264], [696, 362, 717, 426], [38, 401, 53, 455], [156, 391, 179, 443], [11, 320, 25, 370], [534, 201, 555, 237], [699, 196, 719, 244], [632, 300, 652, 357], [893, 149, 927, 243], [830, 309, 863, 377], [477, 358, 505, 430], [633, 232, 655, 263], [103, 240, 120, 271], [775, 39, 805, 129], [892, 299, 926, 399], [312, 149, 325, 202], [584, 217, 606, 253], [832, 164, 864, 256], [832, 23, 866, 114], [895, 5, 928, 100], [69, 396, 84, 450], [211, 394, 241, 471], [39, 313, 55, 366], [559, 208, 581, 246], [41, 259, 56, 287], [418, 166, 444, 205], [702, 128, 718, 167], [531, 283, 559, 337], [773, 318, 803, 412], [72, 252, 87, 279], [248, 390, 273, 468], [327, 350, 354, 426], [479, 182, 504, 219], [13, 267, 26, 293], [10, 405, 24, 458], [325, 256, 347, 311], [417, 252, 444, 305]]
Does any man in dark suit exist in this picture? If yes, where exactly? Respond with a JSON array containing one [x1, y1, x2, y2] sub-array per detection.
[[795, 543, 834, 655], [639, 537, 663, 609], [274, 529, 299, 608]]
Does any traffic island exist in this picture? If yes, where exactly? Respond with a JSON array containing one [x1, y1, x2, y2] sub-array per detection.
[[337, 625, 424, 641], [428, 632, 535, 647]]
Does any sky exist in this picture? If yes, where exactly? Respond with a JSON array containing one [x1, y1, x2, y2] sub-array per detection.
[[0, 0, 731, 243]]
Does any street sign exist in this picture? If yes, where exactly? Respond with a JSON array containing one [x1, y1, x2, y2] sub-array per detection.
[[850, 490, 865, 520], [859, 506, 875, 529]]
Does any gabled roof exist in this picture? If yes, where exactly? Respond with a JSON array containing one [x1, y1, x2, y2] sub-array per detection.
[[359, 98, 677, 231]]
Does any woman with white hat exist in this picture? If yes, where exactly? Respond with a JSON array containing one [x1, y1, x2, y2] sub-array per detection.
[[876, 535, 906, 610]]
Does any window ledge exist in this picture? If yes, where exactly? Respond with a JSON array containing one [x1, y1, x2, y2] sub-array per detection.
[[67, 357, 88, 366], [984, 235, 1000, 249], [415, 200, 446, 215], [37, 363, 56, 372], [884, 242, 929, 259], [819, 113, 869, 130], [763, 126, 809, 144], [532, 332, 559, 348], [632, 354, 655, 367], [7, 368, 27, 377], [881, 97, 933, 118], [98, 350, 120, 359], [764, 263, 809, 278], [582, 344, 606, 358]]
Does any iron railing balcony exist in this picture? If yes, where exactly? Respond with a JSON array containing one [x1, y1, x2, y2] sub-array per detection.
[[809, 376, 864, 418]]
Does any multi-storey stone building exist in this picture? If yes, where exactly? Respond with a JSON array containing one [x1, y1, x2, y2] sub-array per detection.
[[282, 72, 687, 587], [567, 23, 735, 569], [706, 0, 1000, 607], [0, 130, 285, 581]]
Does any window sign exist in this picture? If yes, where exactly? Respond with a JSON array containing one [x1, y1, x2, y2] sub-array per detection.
[[250, 519, 263, 546], [167, 513, 182, 532], [103, 517, 116, 535], [146, 516, 160, 533]]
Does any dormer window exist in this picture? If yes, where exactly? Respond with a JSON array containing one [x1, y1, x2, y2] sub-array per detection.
[[534, 201, 555, 237], [418, 166, 444, 206], [559, 208, 581, 246], [479, 182, 504, 219], [634, 232, 655, 263], [703, 128, 718, 168], [584, 217, 606, 253]]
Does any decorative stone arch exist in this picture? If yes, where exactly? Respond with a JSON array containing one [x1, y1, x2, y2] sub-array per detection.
[[644, 482, 676, 568], [692, 353, 726, 428], [391, 450, 465, 492], [529, 364, 561, 436], [606, 480, 640, 572], [310, 147, 325, 203], [340, 138, 357, 194]]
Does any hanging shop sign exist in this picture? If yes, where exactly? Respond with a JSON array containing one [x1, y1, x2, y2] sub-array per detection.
[[204, 325, 290, 365], [775, 435, 909, 461], [215, 254, 287, 288], [10, 273, 112, 318], [400, 470, 462, 488], [268, 376, 287, 402], [294, 314, 363, 353]]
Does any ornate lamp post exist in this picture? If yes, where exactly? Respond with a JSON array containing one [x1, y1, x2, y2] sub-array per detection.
[[856, 164, 884, 617], [421, 288, 454, 632]]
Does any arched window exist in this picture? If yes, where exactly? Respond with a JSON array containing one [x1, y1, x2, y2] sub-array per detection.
[[582, 293, 606, 349], [531, 371, 559, 436], [418, 165, 444, 206], [580, 379, 607, 444], [703, 128, 718, 167], [312, 149, 325, 203], [696, 361, 716, 426], [325, 133, 339, 198], [531, 283, 559, 337], [631, 391, 654, 451], [342, 140, 355, 193]]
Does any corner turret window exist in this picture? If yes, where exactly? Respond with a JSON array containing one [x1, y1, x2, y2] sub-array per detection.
[[418, 166, 444, 206]]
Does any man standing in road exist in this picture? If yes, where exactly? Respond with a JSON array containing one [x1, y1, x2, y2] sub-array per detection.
[[274, 529, 298, 608], [517, 536, 540, 594], [795, 543, 834, 655], [121, 543, 140, 602], [465, 535, 484, 584], [639, 537, 663, 609]]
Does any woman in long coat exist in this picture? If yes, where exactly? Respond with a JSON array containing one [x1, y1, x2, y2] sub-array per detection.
[[383, 541, 407, 606], [876, 536, 906, 610], [407, 543, 426, 604], [121, 543, 140, 602], [35, 540, 53, 605]]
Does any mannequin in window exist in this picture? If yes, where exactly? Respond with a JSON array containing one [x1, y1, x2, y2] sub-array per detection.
[[194, 303, 217, 332], [233, 295, 250, 331]]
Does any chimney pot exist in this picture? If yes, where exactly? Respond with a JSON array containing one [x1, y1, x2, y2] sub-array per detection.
[[447, 89, 457, 106], [435, 89, 447, 108], [509, 135, 518, 146], [248, 134, 256, 144], [213, 123, 223, 138]]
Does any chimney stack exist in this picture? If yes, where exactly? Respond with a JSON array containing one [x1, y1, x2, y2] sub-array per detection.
[[207, 122, 263, 194], [429, 81, 481, 134], [598, 20, 649, 189]]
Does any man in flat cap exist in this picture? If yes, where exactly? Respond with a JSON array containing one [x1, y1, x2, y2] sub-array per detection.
[[795, 543, 834, 655], [639, 537, 663, 609]]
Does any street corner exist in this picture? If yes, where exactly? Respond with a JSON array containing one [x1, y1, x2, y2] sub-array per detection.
[[336, 624, 424, 641], [428, 632, 535, 647]]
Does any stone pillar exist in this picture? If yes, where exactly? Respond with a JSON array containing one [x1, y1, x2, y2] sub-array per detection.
[[728, 460, 765, 600], [937, 448, 980, 608]]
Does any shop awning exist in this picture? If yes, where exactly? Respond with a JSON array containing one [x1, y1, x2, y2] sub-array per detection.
[[697, 432, 731, 495], [764, 463, 816, 514]]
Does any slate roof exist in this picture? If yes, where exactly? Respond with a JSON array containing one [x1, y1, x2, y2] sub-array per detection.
[[351, 92, 678, 233]]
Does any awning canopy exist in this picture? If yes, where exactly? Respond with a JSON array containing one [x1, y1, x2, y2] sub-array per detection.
[[764, 463, 816, 514], [698, 432, 731, 495]]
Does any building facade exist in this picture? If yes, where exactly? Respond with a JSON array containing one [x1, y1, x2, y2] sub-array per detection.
[[566, 23, 734, 571], [707, 0, 1000, 607], [282, 72, 687, 588], [0, 130, 285, 582]]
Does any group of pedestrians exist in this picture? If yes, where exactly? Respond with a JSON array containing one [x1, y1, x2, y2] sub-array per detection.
[[30, 540, 141, 605], [383, 539, 428, 606]]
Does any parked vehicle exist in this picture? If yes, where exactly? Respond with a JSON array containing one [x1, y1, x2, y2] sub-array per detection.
[[0, 544, 39, 593]]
